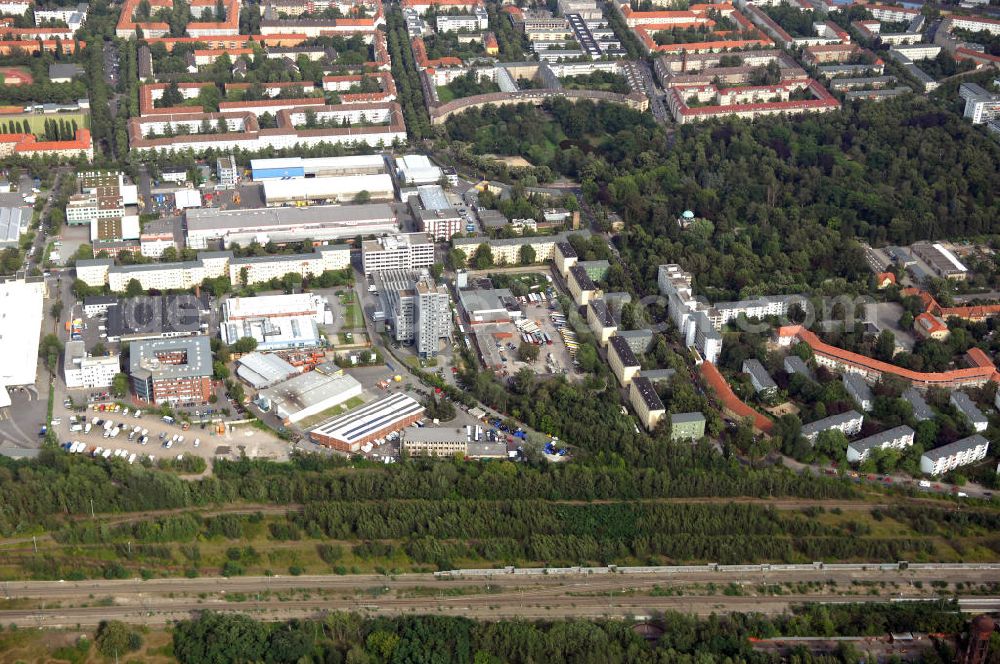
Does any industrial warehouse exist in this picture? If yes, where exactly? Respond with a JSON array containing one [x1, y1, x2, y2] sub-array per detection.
[[220, 293, 333, 351], [184, 204, 398, 249], [257, 363, 364, 425], [308, 392, 425, 453]]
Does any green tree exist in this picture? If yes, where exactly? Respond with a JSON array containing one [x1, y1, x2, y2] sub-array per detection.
[[125, 278, 143, 298], [353, 190, 371, 204], [231, 337, 258, 354], [519, 244, 536, 265], [49, 300, 63, 322], [95, 620, 142, 658], [517, 342, 539, 362], [471, 243, 493, 270], [111, 372, 130, 398]]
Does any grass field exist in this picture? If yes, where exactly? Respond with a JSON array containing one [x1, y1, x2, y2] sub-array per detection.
[[339, 298, 363, 330], [0, 111, 90, 135], [436, 85, 456, 103]]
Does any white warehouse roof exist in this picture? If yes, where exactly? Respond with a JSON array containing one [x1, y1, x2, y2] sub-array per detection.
[[0, 278, 44, 400], [175, 189, 203, 210], [263, 174, 394, 204]]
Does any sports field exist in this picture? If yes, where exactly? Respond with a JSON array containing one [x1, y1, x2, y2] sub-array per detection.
[[0, 111, 90, 134]]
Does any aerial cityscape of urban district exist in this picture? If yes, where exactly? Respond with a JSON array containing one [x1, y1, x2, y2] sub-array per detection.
[[0, 0, 998, 659]]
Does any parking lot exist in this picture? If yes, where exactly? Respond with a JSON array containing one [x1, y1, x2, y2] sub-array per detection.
[[54, 401, 292, 465]]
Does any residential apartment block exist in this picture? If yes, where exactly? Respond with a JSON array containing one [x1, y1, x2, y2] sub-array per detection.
[[75, 245, 351, 291], [608, 334, 641, 387], [800, 410, 864, 442], [129, 336, 213, 405], [847, 425, 915, 463], [629, 376, 665, 431], [843, 373, 875, 411], [63, 341, 120, 389], [587, 299, 617, 346], [742, 358, 777, 396], [950, 391, 988, 432], [670, 412, 706, 441], [362, 233, 435, 275], [920, 434, 989, 476]]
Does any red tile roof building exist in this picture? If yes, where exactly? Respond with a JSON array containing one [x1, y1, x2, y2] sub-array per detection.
[[778, 325, 998, 389]]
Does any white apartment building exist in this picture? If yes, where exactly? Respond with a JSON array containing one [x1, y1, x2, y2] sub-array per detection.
[[960, 82, 1000, 125], [708, 295, 800, 330], [609, 335, 641, 387], [229, 245, 350, 285], [844, 373, 875, 411], [800, 410, 864, 442], [451, 232, 588, 266], [657, 264, 722, 364], [66, 194, 124, 225], [436, 8, 488, 32], [217, 155, 239, 188], [77, 246, 350, 291], [362, 233, 435, 275], [36, 3, 88, 31], [63, 340, 120, 389], [0, 0, 30, 15], [377, 271, 451, 357], [847, 425, 915, 463], [920, 434, 989, 476]]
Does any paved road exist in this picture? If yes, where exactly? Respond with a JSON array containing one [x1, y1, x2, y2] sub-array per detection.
[[3, 567, 999, 627]]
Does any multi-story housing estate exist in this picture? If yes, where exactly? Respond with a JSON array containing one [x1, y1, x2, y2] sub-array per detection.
[[920, 434, 990, 476], [129, 336, 213, 405], [75, 245, 350, 291], [742, 358, 777, 397], [376, 271, 451, 357], [903, 387, 935, 421], [959, 83, 1000, 125], [362, 233, 435, 275], [800, 410, 864, 442], [844, 373, 875, 411], [656, 264, 721, 364], [629, 376, 665, 431], [670, 412, 706, 441], [451, 231, 590, 266], [950, 391, 988, 432], [847, 425, 915, 463], [608, 334, 641, 387], [63, 341, 120, 389], [587, 299, 617, 346], [436, 7, 488, 31]]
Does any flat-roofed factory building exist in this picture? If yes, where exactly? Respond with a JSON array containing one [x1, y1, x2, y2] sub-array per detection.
[[308, 392, 425, 453]]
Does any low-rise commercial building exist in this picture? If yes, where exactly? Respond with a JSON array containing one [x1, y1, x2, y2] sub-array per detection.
[[402, 426, 468, 457], [235, 352, 299, 390], [920, 434, 989, 476], [220, 293, 330, 351], [106, 294, 208, 342], [800, 410, 864, 442], [63, 341, 120, 389], [308, 392, 425, 453], [629, 375, 665, 431], [847, 425, 915, 463], [251, 155, 388, 180], [129, 336, 213, 405], [258, 363, 363, 424], [670, 412, 706, 441], [609, 334, 640, 387], [950, 391, 988, 432]]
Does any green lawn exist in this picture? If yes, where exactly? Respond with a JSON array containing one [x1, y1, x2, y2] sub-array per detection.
[[341, 301, 363, 330], [436, 86, 456, 104], [0, 112, 90, 135]]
